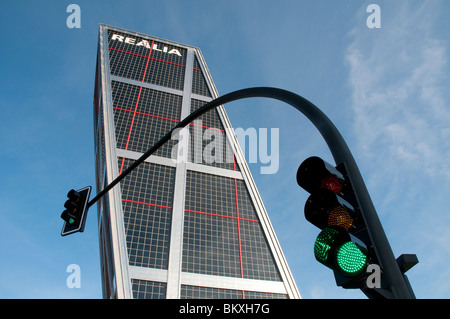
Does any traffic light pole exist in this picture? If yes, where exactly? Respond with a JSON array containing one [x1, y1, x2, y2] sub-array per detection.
[[88, 87, 414, 299]]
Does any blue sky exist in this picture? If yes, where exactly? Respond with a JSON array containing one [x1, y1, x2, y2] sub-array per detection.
[[1, 0, 449, 299]]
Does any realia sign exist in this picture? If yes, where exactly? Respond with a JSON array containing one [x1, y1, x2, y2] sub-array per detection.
[[111, 34, 182, 57]]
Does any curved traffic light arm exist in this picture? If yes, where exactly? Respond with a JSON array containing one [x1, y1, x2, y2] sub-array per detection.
[[87, 87, 414, 299]]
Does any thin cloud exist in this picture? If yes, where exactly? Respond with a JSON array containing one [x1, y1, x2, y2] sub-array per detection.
[[345, 1, 450, 181]]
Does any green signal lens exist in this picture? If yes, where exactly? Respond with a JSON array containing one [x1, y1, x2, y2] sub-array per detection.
[[69, 218, 75, 224], [336, 241, 367, 276], [314, 228, 339, 264], [314, 227, 368, 276]]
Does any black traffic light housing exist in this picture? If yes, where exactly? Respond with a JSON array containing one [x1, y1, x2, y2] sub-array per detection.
[[61, 186, 92, 236], [297, 156, 378, 288]]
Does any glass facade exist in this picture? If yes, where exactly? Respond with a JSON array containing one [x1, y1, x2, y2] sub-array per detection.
[[94, 25, 300, 299]]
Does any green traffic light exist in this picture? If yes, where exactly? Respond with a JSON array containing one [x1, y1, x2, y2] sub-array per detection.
[[314, 227, 338, 264], [69, 218, 75, 224], [314, 227, 368, 276], [336, 241, 367, 275]]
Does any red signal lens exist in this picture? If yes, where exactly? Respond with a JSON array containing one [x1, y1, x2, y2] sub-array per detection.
[[320, 175, 343, 194]]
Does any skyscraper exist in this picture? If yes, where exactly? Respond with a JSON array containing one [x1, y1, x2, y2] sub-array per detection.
[[93, 24, 300, 299]]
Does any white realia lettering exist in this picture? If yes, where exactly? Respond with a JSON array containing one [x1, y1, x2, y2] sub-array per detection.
[[136, 39, 151, 49], [111, 34, 124, 42], [111, 34, 182, 57]]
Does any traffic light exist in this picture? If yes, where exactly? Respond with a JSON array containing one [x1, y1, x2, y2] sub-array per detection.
[[61, 186, 92, 236], [297, 156, 374, 286]]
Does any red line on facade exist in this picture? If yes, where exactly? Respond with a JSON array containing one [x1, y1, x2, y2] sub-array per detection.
[[119, 41, 154, 174], [148, 56, 186, 68], [122, 198, 173, 210], [113, 106, 225, 132], [120, 199, 259, 222], [189, 122, 224, 132], [110, 47, 186, 68], [118, 158, 126, 176], [113, 107, 180, 123], [109, 47, 148, 58], [184, 209, 259, 223], [110, 47, 203, 72], [235, 178, 244, 277]]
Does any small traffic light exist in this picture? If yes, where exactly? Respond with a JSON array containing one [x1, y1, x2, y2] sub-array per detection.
[[61, 186, 92, 236], [297, 156, 374, 285]]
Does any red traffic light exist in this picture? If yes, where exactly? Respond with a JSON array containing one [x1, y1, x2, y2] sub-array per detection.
[[297, 156, 345, 195]]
